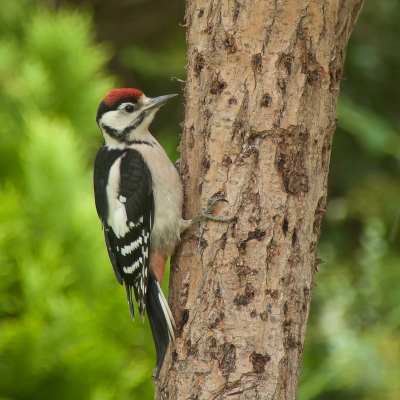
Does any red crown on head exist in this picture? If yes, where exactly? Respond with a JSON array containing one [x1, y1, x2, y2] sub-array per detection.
[[103, 88, 144, 106]]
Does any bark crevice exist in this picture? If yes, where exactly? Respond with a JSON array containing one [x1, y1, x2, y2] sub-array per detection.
[[156, 1, 364, 398]]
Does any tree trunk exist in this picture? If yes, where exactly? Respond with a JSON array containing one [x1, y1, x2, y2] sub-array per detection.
[[156, 1, 363, 398]]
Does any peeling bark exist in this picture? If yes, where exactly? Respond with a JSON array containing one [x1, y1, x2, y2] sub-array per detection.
[[155, 1, 363, 399]]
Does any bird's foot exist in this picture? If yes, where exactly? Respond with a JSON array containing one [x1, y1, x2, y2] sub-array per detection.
[[191, 196, 235, 225]]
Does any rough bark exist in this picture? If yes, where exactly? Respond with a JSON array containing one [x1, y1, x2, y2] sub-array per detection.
[[156, 1, 363, 399]]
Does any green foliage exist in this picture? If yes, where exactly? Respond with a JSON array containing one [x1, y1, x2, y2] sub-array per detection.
[[0, 1, 156, 399], [299, 2, 400, 398]]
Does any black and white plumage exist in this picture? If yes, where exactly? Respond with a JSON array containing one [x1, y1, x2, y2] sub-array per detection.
[[94, 88, 181, 374], [93, 88, 233, 375], [94, 147, 153, 318]]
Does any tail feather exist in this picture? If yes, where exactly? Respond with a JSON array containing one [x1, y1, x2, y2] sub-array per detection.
[[146, 271, 175, 375], [125, 284, 135, 320], [156, 280, 176, 339]]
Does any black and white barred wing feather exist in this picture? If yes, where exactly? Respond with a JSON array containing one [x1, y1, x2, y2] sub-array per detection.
[[94, 147, 153, 320]]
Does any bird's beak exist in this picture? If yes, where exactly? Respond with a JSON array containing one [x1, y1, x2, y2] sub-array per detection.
[[145, 94, 178, 111]]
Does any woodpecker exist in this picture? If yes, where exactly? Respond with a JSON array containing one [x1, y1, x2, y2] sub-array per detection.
[[93, 88, 232, 375]]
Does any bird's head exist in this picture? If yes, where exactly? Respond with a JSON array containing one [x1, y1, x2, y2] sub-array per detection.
[[96, 88, 177, 147]]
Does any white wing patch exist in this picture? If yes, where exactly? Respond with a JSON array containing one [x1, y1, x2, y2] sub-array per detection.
[[129, 216, 143, 228], [123, 257, 143, 274], [121, 237, 143, 256], [113, 205, 129, 238], [106, 156, 131, 238]]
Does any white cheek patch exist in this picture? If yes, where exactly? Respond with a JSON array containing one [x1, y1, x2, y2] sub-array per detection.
[[101, 110, 136, 131], [99, 105, 145, 132]]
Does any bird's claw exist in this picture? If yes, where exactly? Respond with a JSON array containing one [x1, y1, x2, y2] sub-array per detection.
[[193, 197, 235, 224], [205, 197, 229, 214]]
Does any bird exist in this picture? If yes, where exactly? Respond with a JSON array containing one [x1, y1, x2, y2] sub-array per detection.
[[93, 88, 233, 375]]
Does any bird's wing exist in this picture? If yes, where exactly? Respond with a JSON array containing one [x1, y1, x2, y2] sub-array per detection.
[[97, 148, 154, 319]]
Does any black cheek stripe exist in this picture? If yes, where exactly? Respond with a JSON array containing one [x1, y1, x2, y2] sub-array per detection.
[[102, 124, 124, 140]]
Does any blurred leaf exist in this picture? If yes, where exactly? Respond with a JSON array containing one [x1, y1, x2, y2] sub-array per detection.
[[121, 42, 186, 80], [0, 2, 156, 399], [338, 95, 400, 161]]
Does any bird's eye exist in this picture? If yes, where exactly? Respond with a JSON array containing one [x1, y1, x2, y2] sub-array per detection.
[[124, 104, 135, 113]]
